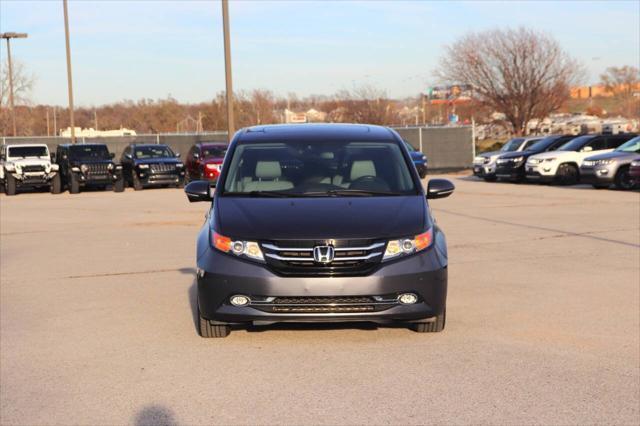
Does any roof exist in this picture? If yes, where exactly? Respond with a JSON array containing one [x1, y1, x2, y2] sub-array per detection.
[[237, 123, 397, 143], [59, 143, 108, 148]]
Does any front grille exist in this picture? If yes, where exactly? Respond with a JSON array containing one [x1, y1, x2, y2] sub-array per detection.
[[150, 163, 176, 173], [87, 163, 109, 176], [261, 239, 385, 277], [251, 295, 398, 314], [22, 165, 46, 173]]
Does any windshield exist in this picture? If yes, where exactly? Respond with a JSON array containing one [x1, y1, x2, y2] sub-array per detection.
[[69, 145, 111, 160], [526, 136, 562, 151], [7, 146, 49, 158], [500, 138, 524, 152], [615, 136, 640, 153], [134, 145, 175, 159], [202, 145, 227, 158], [222, 140, 418, 197], [557, 135, 593, 151]]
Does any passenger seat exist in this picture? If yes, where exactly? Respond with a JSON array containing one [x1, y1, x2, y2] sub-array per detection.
[[243, 161, 294, 192]]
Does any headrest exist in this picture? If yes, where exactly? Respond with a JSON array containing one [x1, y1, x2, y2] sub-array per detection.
[[255, 161, 282, 179], [350, 160, 376, 181]]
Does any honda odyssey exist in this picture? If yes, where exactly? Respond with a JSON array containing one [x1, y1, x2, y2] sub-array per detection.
[[185, 124, 454, 338]]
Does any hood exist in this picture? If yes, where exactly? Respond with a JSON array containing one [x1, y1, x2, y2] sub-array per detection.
[[478, 150, 501, 158], [134, 157, 180, 165], [10, 158, 51, 167], [584, 151, 639, 161], [214, 196, 427, 240], [499, 151, 534, 160], [528, 151, 572, 160]]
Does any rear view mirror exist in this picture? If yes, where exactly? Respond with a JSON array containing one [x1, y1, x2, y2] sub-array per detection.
[[185, 180, 214, 202], [427, 179, 455, 199]]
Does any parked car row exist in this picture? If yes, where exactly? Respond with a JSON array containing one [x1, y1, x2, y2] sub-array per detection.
[[473, 133, 640, 189], [0, 141, 229, 196]]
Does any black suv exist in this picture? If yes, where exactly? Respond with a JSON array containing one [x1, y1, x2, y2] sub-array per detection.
[[495, 134, 575, 182], [56, 144, 124, 193], [184, 124, 455, 338], [120, 144, 185, 190]]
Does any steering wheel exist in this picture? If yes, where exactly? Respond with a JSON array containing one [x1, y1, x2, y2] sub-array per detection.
[[349, 175, 390, 191]]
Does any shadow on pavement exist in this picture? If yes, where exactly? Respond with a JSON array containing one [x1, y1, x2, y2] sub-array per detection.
[[134, 404, 177, 426]]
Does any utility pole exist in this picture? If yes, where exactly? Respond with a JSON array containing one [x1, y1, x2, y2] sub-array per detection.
[[221, 0, 234, 142], [62, 0, 76, 143], [53, 106, 58, 136], [46, 109, 50, 136], [1, 32, 28, 136], [94, 109, 98, 130]]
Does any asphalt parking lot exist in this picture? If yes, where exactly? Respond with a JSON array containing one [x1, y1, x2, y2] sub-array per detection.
[[1, 175, 639, 425]]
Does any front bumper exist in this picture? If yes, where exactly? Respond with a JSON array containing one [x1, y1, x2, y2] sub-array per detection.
[[11, 171, 57, 186], [473, 163, 495, 178], [197, 246, 447, 325], [579, 167, 614, 185], [495, 163, 525, 181], [525, 163, 557, 182], [137, 170, 184, 186], [77, 172, 120, 186]]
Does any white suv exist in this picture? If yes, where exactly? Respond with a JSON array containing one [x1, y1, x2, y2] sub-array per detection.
[[0, 144, 61, 195], [525, 133, 637, 185]]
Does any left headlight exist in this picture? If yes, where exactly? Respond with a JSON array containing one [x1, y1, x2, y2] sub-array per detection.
[[80, 164, 89, 174], [176, 163, 184, 168], [107, 163, 114, 170], [383, 229, 433, 261], [138, 164, 149, 169], [212, 231, 264, 261]]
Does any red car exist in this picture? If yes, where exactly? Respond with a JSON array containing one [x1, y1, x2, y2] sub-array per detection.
[[185, 143, 228, 183], [629, 157, 640, 188]]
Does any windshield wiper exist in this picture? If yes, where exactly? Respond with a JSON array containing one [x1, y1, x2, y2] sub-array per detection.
[[301, 189, 404, 197], [224, 191, 302, 197]]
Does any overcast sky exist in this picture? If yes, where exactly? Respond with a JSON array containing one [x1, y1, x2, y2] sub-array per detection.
[[1, 0, 638, 106]]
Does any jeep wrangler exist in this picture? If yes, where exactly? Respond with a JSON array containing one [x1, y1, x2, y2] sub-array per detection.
[[0, 144, 61, 196], [56, 144, 124, 194]]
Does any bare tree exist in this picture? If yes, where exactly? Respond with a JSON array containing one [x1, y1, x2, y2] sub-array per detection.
[[600, 66, 640, 118], [436, 27, 583, 135], [1, 59, 35, 135]]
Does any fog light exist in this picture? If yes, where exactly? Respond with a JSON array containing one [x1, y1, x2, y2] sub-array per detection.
[[398, 293, 418, 304], [230, 295, 250, 306]]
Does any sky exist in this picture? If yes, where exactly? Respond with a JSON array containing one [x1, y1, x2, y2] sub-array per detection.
[[1, 0, 638, 106]]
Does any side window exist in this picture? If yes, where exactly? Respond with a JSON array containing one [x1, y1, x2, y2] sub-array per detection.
[[585, 137, 606, 151], [608, 136, 632, 149]]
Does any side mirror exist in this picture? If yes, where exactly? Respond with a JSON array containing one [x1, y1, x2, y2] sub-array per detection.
[[193, 153, 200, 159], [175, 152, 181, 158], [185, 180, 214, 202], [110, 152, 115, 159], [582, 146, 593, 152], [427, 179, 455, 199], [124, 153, 132, 160]]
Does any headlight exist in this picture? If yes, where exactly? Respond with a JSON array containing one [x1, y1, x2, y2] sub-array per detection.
[[50, 164, 59, 171], [138, 164, 149, 169], [212, 231, 264, 261], [71, 166, 80, 172], [473, 156, 485, 164], [176, 163, 184, 168], [115, 165, 123, 170], [583, 160, 594, 167], [4, 162, 15, 172], [512, 156, 524, 163], [596, 159, 614, 165], [383, 229, 433, 261], [528, 158, 543, 164], [631, 160, 640, 167], [80, 164, 89, 174], [421, 155, 427, 161], [107, 163, 114, 170]]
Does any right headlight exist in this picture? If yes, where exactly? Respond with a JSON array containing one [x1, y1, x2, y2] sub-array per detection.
[[4, 162, 15, 172], [383, 229, 433, 261], [80, 164, 89, 174], [211, 231, 264, 262], [138, 164, 149, 169]]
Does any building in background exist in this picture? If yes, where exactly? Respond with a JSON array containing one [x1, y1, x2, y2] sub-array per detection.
[[60, 127, 137, 137]]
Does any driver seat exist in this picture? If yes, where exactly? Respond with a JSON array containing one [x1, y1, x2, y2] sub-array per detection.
[[336, 160, 376, 187]]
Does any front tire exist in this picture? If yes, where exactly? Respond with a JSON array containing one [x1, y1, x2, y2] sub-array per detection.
[[69, 174, 80, 194], [50, 174, 62, 194], [114, 177, 124, 192], [198, 310, 231, 338], [555, 163, 579, 185], [411, 310, 446, 333], [5, 174, 16, 196], [132, 173, 143, 191], [614, 166, 634, 190]]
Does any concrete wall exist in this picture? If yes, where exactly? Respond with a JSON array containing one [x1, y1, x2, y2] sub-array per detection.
[[2, 126, 473, 170]]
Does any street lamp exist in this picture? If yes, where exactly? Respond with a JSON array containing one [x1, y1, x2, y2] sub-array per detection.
[[62, 0, 76, 143], [1, 32, 28, 136], [221, 0, 234, 142]]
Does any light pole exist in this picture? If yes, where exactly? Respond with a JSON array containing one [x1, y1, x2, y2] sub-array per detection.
[[221, 0, 234, 142], [1, 32, 28, 136], [62, 0, 76, 143]]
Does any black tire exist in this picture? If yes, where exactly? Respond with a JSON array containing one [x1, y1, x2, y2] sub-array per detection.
[[132, 173, 143, 191], [614, 166, 634, 190], [50, 174, 62, 194], [69, 174, 80, 194], [0, 180, 5, 194], [5, 174, 16, 196], [114, 177, 124, 192], [198, 303, 230, 338], [176, 177, 185, 189], [418, 170, 427, 179], [411, 310, 446, 333], [555, 163, 579, 185]]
